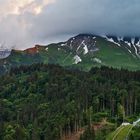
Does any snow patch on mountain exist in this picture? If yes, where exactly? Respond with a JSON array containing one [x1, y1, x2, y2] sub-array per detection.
[[131, 38, 135, 45], [117, 37, 123, 42], [81, 41, 89, 54], [128, 49, 132, 54], [76, 40, 84, 52], [45, 47, 48, 51], [73, 55, 82, 64], [83, 44, 88, 54], [60, 43, 67, 47], [136, 40, 140, 47], [125, 41, 131, 47], [93, 58, 102, 64], [105, 36, 121, 46], [131, 38, 139, 56], [133, 45, 139, 56]]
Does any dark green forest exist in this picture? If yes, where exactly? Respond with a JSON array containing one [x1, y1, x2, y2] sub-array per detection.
[[0, 64, 140, 140]]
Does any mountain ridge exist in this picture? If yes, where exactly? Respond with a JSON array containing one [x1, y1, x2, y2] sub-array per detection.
[[0, 34, 140, 73], [1, 33, 140, 57]]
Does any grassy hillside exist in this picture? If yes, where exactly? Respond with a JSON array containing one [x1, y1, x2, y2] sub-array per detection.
[[107, 125, 133, 140], [95, 38, 140, 70]]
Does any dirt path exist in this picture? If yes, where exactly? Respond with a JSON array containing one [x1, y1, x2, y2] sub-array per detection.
[[62, 120, 107, 140], [62, 129, 84, 140]]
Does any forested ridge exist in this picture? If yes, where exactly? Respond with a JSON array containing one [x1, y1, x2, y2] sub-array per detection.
[[0, 64, 140, 140]]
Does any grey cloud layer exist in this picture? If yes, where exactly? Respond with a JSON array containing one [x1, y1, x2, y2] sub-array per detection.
[[0, 0, 140, 49]]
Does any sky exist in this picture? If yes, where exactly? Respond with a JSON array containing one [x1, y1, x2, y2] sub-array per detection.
[[0, 0, 140, 49]]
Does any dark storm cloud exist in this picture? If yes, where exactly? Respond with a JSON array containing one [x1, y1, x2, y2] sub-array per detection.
[[0, 0, 140, 49]]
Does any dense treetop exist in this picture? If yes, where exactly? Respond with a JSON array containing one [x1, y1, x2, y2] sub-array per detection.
[[0, 64, 140, 140]]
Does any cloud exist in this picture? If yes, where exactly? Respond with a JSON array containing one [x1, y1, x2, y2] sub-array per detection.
[[0, 0, 55, 49], [0, 0, 140, 49]]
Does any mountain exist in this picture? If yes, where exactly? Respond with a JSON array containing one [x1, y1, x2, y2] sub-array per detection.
[[0, 34, 140, 73]]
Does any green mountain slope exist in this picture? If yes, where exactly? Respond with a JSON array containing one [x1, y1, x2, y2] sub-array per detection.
[[0, 34, 140, 73]]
